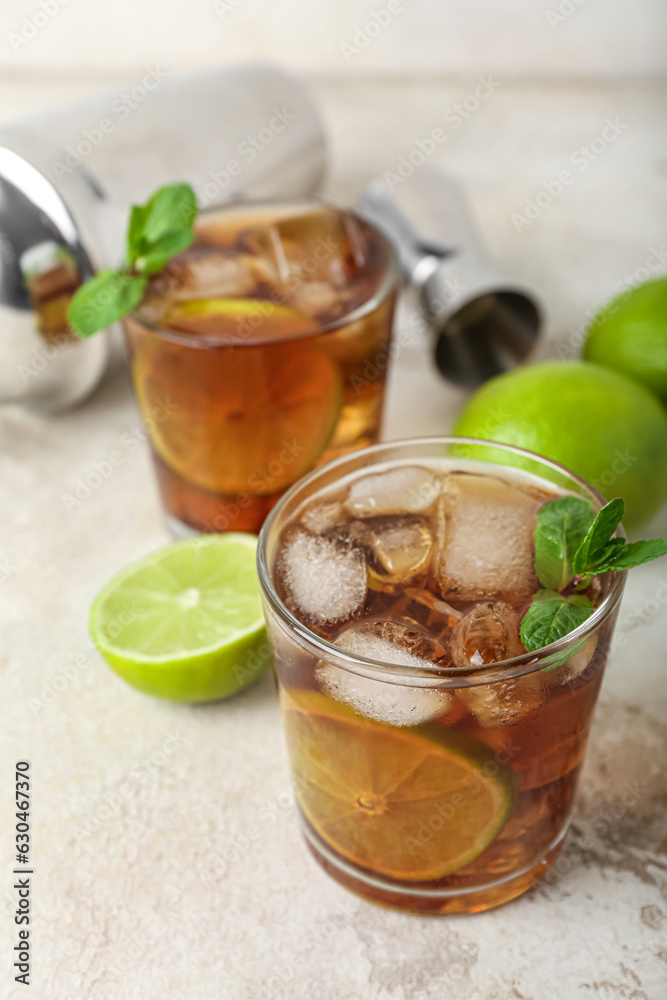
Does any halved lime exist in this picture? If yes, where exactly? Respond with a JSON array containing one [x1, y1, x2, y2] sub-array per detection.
[[90, 534, 270, 702], [281, 688, 516, 881]]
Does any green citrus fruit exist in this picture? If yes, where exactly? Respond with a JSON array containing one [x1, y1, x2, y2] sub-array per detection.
[[90, 534, 270, 702], [453, 361, 667, 532], [584, 277, 667, 402]]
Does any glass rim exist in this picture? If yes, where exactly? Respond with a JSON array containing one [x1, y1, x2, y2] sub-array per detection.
[[257, 435, 627, 685], [126, 194, 402, 349]]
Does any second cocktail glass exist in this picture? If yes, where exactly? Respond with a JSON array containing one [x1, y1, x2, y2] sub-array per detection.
[[123, 197, 399, 536]]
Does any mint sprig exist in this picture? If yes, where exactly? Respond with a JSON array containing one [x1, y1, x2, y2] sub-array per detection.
[[68, 183, 197, 338], [521, 496, 667, 655]]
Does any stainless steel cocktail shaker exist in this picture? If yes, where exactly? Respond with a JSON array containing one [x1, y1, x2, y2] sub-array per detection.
[[0, 63, 326, 412]]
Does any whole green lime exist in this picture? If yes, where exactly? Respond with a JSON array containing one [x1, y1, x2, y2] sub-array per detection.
[[584, 277, 667, 402], [453, 361, 667, 532]]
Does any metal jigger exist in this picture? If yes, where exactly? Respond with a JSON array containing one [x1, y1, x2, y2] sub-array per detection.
[[0, 63, 326, 412], [360, 167, 543, 386]]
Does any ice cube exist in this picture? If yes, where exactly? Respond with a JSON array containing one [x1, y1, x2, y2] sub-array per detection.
[[366, 516, 434, 590], [316, 623, 452, 726], [277, 528, 366, 625], [300, 499, 346, 535], [436, 473, 541, 600], [246, 206, 366, 288], [288, 280, 341, 319], [345, 466, 440, 518], [457, 672, 545, 728], [375, 588, 460, 664], [564, 634, 598, 681], [152, 249, 275, 303], [451, 602, 523, 669], [351, 619, 450, 667]]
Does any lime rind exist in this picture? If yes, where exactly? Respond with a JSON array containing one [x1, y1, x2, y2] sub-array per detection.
[[89, 533, 270, 702], [166, 297, 307, 322], [90, 533, 263, 662]]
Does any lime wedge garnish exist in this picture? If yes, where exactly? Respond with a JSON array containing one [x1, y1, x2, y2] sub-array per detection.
[[90, 534, 269, 702]]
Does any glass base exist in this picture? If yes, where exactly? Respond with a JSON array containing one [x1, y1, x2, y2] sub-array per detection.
[[164, 512, 201, 539], [301, 821, 569, 915]]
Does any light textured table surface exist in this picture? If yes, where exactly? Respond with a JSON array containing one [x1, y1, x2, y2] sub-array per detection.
[[2, 74, 667, 1000]]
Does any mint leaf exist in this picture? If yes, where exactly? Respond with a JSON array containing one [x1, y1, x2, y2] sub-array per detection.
[[68, 270, 147, 337], [534, 497, 595, 591], [520, 589, 595, 653], [126, 204, 147, 266], [584, 537, 667, 572], [141, 184, 197, 244], [573, 498, 625, 575], [571, 497, 667, 574], [135, 228, 194, 275]]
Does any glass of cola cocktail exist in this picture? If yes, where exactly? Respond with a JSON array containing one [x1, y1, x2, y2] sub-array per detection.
[[123, 198, 399, 536], [257, 438, 626, 914]]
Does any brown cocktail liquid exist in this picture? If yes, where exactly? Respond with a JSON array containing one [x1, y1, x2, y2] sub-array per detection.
[[268, 461, 614, 913], [123, 203, 397, 534]]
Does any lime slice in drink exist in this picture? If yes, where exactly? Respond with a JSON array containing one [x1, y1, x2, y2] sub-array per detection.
[[133, 339, 343, 496], [166, 297, 304, 320], [164, 297, 315, 341], [90, 534, 270, 702], [281, 688, 516, 881]]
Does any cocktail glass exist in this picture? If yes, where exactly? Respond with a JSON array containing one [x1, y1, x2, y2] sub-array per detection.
[[257, 437, 626, 914], [123, 198, 400, 535]]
